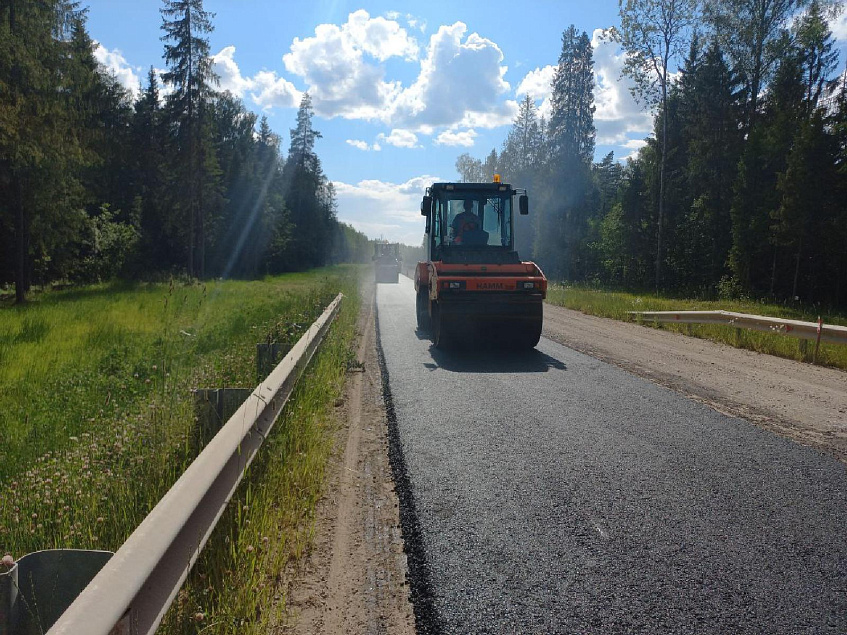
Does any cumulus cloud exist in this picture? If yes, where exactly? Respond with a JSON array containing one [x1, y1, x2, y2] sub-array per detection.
[[346, 139, 381, 151], [388, 22, 514, 130], [435, 128, 478, 147], [591, 28, 653, 145], [377, 129, 420, 148], [212, 46, 253, 97], [250, 70, 302, 109], [334, 175, 441, 244], [831, 11, 847, 41], [516, 64, 555, 119], [211, 47, 301, 109], [516, 65, 554, 100], [282, 9, 417, 119], [94, 43, 141, 95]]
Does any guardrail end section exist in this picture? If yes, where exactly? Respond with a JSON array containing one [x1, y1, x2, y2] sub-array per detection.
[[1, 550, 113, 635]]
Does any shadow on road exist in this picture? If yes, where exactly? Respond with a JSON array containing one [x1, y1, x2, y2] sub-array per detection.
[[424, 345, 567, 374]]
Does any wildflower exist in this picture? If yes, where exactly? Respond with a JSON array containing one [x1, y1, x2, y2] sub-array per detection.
[[96, 517, 104, 524], [1, 554, 13, 569], [246, 545, 255, 553], [194, 612, 205, 623]]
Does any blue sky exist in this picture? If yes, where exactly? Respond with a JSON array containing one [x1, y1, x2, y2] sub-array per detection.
[[85, 1, 847, 245]]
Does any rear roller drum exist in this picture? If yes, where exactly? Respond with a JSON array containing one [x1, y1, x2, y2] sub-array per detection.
[[513, 305, 543, 349]]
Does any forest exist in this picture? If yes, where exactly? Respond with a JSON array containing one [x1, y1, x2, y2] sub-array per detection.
[[0, 0, 371, 304], [455, 0, 847, 308]]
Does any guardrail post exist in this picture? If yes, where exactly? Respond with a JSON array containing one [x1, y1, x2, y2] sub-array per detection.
[[193, 388, 252, 450], [1, 550, 113, 635], [256, 343, 291, 383], [813, 317, 823, 364]]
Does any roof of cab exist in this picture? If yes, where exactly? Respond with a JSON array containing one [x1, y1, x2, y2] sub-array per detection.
[[430, 182, 513, 192]]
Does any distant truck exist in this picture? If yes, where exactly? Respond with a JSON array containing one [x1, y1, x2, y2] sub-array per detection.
[[414, 177, 547, 348], [374, 242, 401, 283]]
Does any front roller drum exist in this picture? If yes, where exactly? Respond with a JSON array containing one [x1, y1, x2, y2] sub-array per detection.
[[434, 298, 543, 350]]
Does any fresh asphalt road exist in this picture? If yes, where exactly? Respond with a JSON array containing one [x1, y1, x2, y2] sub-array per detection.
[[376, 277, 847, 634]]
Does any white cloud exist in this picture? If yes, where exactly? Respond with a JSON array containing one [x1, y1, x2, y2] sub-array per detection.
[[211, 46, 253, 97], [250, 70, 302, 110], [388, 22, 514, 131], [435, 128, 478, 147], [378, 128, 420, 148], [335, 175, 442, 244], [516, 64, 555, 119], [211, 47, 301, 109], [591, 28, 654, 144], [830, 11, 847, 41], [282, 10, 417, 120], [516, 65, 555, 101], [346, 139, 381, 151], [93, 43, 141, 96]]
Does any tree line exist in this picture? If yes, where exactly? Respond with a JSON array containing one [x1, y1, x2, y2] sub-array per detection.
[[0, 0, 371, 303], [456, 0, 847, 308]]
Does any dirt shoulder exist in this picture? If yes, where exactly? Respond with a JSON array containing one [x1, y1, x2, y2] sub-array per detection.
[[543, 302, 847, 465], [275, 282, 415, 635]]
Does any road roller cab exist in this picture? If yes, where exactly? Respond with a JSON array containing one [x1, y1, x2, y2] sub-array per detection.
[[414, 177, 547, 348]]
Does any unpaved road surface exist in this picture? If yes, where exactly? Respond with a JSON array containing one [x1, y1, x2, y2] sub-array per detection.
[[377, 276, 847, 634], [542, 303, 847, 464], [278, 284, 415, 635]]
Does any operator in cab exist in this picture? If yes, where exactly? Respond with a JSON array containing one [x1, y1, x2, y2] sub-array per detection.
[[451, 199, 481, 245]]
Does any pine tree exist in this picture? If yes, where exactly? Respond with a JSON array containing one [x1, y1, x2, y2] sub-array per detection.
[[160, 0, 218, 277], [0, 0, 89, 301], [677, 39, 743, 289], [283, 93, 332, 268], [548, 26, 596, 166], [538, 25, 596, 280], [795, 0, 839, 116]]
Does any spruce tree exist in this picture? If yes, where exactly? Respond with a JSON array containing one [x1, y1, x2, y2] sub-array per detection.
[[160, 0, 218, 277], [539, 25, 596, 280]]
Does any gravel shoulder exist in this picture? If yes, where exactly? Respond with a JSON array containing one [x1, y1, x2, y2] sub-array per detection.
[[542, 302, 847, 464], [276, 281, 415, 635]]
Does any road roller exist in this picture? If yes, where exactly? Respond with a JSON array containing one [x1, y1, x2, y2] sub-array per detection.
[[414, 176, 547, 349]]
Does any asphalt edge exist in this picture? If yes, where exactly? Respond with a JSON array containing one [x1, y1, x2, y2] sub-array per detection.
[[373, 292, 443, 635]]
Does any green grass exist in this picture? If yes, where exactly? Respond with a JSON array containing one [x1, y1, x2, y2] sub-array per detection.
[[0, 266, 363, 628], [160, 274, 362, 633], [546, 284, 847, 370]]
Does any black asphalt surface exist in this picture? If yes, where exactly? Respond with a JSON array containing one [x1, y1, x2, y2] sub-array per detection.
[[376, 277, 847, 635]]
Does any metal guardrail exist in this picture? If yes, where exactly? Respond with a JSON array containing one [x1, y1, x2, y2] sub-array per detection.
[[47, 293, 344, 635], [628, 310, 847, 345]]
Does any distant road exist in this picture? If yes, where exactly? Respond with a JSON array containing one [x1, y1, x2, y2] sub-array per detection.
[[376, 276, 847, 634]]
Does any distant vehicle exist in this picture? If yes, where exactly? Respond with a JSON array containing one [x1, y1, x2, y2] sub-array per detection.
[[414, 176, 547, 349], [374, 242, 401, 283]]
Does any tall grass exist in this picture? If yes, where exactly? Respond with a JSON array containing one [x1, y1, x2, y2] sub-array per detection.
[[0, 267, 361, 612], [546, 284, 847, 370], [160, 274, 361, 633]]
